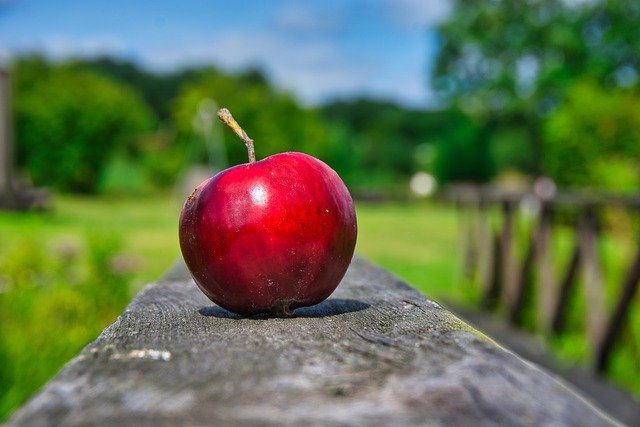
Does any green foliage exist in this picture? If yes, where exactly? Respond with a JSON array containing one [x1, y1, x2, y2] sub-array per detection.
[[489, 127, 536, 174], [172, 71, 328, 170], [435, 138, 493, 184], [0, 194, 181, 420], [434, 0, 640, 182], [137, 129, 185, 187], [12, 56, 466, 192], [81, 57, 268, 122], [13, 57, 155, 193], [99, 157, 153, 195], [0, 234, 133, 420], [433, 111, 494, 183], [320, 99, 458, 187], [543, 80, 640, 189], [434, 0, 585, 116]]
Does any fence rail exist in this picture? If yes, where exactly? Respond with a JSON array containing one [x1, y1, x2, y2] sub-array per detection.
[[8, 257, 619, 426], [446, 184, 640, 373]]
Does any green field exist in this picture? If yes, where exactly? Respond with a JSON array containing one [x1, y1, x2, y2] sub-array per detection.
[[0, 195, 638, 420], [0, 195, 462, 420], [0, 195, 462, 297]]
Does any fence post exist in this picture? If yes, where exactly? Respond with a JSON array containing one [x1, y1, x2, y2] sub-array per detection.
[[579, 206, 606, 353], [535, 203, 556, 332], [458, 198, 477, 282], [508, 200, 550, 325], [0, 66, 49, 210], [501, 199, 520, 315], [0, 67, 16, 207]]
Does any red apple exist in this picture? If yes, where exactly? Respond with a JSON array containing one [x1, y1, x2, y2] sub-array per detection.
[[179, 108, 357, 317]]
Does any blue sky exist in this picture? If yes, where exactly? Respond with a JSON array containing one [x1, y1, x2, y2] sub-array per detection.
[[0, 0, 451, 107]]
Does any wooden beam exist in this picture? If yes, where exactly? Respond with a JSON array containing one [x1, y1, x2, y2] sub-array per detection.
[[500, 200, 520, 314], [0, 66, 49, 211], [482, 231, 502, 310], [0, 66, 16, 206], [457, 199, 477, 282], [9, 257, 617, 426], [475, 202, 494, 295], [579, 207, 606, 353], [508, 207, 546, 325], [535, 204, 556, 332]]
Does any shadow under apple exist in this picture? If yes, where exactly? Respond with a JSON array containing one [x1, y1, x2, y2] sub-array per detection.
[[198, 298, 371, 319]]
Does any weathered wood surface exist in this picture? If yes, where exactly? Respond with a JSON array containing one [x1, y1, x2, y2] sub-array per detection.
[[9, 257, 618, 426], [455, 306, 640, 426]]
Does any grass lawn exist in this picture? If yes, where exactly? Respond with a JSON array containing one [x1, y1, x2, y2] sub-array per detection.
[[0, 194, 462, 297], [356, 202, 461, 300], [0, 194, 462, 420], [0, 194, 183, 419], [0, 194, 183, 291], [0, 194, 638, 420]]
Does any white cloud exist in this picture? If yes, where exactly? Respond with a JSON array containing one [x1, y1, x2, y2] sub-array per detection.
[[138, 28, 435, 107], [8, 7, 436, 107], [10, 28, 430, 107], [138, 30, 375, 105], [26, 34, 127, 59], [274, 3, 343, 35], [384, 0, 452, 28]]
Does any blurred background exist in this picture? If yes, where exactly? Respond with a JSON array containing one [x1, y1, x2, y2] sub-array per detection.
[[1, 0, 640, 420]]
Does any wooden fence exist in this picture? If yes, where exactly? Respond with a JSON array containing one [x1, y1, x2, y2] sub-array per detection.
[[446, 184, 640, 374], [0, 67, 49, 210], [8, 258, 618, 426]]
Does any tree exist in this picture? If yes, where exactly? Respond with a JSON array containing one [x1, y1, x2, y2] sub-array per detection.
[[321, 98, 454, 185], [543, 80, 640, 190], [172, 70, 328, 170], [433, 0, 640, 178], [79, 57, 254, 122], [14, 58, 154, 192]]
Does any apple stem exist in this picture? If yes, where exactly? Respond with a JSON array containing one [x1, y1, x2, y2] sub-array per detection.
[[217, 108, 256, 163]]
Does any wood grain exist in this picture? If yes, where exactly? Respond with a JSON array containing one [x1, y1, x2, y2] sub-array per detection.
[[9, 257, 617, 426]]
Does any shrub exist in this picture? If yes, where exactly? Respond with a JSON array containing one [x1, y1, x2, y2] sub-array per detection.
[[543, 80, 640, 190], [434, 113, 494, 184], [0, 234, 134, 420], [14, 58, 154, 193]]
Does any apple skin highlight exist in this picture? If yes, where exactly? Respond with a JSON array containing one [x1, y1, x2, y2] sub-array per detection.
[[179, 151, 357, 317]]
